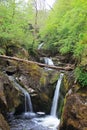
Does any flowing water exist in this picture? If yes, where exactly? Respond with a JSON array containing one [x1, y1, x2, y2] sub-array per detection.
[[38, 42, 44, 50], [32, 73, 64, 130], [8, 73, 63, 130], [51, 73, 64, 116], [44, 57, 54, 66], [8, 76, 33, 112], [43, 57, 54, 70]]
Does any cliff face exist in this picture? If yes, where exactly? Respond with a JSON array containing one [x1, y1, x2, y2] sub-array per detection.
[[0, 71, 23, 130], [0, 47, 60, 129], [59, 48, 87, 130], [0, 44, 87, 130], [59, 73, 87, 130]]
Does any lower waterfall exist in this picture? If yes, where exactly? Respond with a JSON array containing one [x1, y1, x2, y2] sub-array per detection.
[[8, 73, 64, 130], [51, 73, 64, 116], [8, 76, 33, 113], [32, 73, 64, 130]]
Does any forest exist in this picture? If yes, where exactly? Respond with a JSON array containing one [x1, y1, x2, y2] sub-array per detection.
[[0, 0, 87, 86], [0, 0, 87, 130]]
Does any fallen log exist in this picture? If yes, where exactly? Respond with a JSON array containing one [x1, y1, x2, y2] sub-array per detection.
[[0, 55, 74, 71]]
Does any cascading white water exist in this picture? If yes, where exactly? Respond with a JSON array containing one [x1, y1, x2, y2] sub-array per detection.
[[44, 57, 54, 66], [33, 72, 63, 129], [51, 73, 64, 117], [24, 92, 33, 112], [38, 42, 44, 50], [8, 76, 33, 112]]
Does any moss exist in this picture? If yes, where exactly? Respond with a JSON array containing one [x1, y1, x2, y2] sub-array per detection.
[[40, 76, 47, 86], [60, 96, 67, 123], [0, 48, 6, 55], [63, 75, 69, 91], [80, 47, 87, 66], [39, 70, 48, 86], [73, 84, 81, 92], [49, 72, 59, 84], [58, 97, 64, 118]]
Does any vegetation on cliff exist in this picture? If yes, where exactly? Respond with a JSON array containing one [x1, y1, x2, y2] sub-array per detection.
[[40, 0, 87, 87], [40, 0, 87, 57]]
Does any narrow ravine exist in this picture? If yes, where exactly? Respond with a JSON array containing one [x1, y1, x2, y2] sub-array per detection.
[[8, 72, 63, 130]]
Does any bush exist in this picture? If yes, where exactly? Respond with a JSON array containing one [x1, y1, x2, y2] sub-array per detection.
[[75, 67, 87, 87]]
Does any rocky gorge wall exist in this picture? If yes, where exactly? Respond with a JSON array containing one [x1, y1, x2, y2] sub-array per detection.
[[59, 72, 87, 130], [0, 46, 60, 129], [0, 44, 87, 130]]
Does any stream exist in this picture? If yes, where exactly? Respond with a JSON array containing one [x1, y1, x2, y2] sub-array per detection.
[[8, 73, 63, 130], [9, 116, 55, 130], [7, 55, 63, 130]]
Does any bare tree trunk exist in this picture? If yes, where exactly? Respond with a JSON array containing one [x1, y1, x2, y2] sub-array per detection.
[[0, 55, 74, 71], [33, 0, 38, 41]]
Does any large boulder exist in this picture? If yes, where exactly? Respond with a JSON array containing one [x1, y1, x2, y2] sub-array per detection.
[[59, 88, 87, 130], [14, 62, 59, 113], [0, 72, 20, 130], [0, 71, 24, 116]]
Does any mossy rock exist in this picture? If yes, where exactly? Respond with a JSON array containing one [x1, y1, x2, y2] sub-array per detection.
[[0, 113, 10, 130], [63, 75, 69, 92], [60, 93, 87, 130], [80, 47, 87, 67], [6, 44, 29, 59], [49, 72, 59, 84]]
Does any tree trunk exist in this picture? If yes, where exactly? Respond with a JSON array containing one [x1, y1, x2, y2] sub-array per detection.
[[0, 55, 74, 71]]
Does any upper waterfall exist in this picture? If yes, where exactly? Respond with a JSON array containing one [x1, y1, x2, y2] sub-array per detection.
[[38, 42, 44, 50], [44, 57, 54, 66]]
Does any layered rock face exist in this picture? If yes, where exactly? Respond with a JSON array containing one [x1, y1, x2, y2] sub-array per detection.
[[0, 71, 22, 130], [0, 46, 60, 129], [12, 62, 59, 113], [59, 75, 87, 130], [0, 44, 87, 130]]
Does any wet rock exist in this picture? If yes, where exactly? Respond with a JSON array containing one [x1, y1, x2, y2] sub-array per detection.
[[0, 55, 60, 115], [60, 92, 87, 130], [6, 44, 29, 59], [0, 113, 10, 130], [0, 72, 23, 114], [15, 62, 59, 113], [6, 66, 17, 75]]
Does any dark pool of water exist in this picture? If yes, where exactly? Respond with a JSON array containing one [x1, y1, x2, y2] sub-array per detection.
[[8, 112, 58, 130]]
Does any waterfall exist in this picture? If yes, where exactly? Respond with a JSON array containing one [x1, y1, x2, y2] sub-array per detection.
[[32, 68, 63, 129], [51, 73, 64, 117], [24, 91, 33, 112], [44, 57, 54, 66], [8, 76, 33, 113], [38, 42, 44, 50]]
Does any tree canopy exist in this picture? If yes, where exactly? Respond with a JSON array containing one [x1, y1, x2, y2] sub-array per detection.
[[40, 0, 87, 58]]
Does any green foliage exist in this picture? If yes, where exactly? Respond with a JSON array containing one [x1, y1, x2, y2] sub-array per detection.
[[0, 48, 5, 55], [40, 0, 87, 57], [75, 67, 87, 87], [0, 0, 35, 51]]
